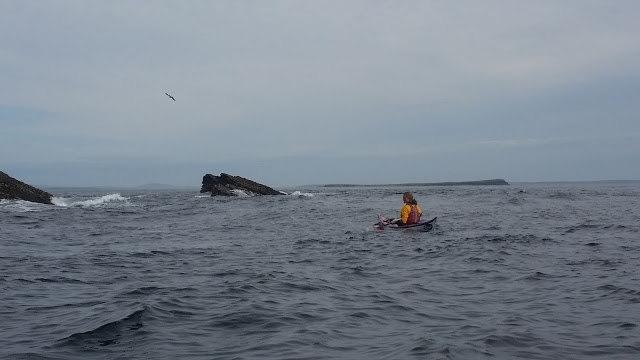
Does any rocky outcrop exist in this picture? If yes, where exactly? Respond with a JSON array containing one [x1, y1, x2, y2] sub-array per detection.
[[0, 171, 53, 205], [200, 173, 283, 196]]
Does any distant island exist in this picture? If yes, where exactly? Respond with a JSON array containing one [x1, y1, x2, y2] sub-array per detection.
[[322, 179, 509, 187]]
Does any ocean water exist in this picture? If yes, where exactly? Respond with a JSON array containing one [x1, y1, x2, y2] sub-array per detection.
[[1, 183, 639, 360]]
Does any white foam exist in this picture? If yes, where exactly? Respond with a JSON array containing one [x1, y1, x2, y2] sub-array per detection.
[[230, 189, 254, 197], [290, 191, 314, 197], [52, 193, 129, 207], [51, 197, 69, 207], [0, 199, 47, 212], [195, 191, 312, 198]]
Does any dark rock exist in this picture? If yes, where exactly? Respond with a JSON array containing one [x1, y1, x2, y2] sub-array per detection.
[[200, 173, 283, 196], [0, 171, 53, 205]]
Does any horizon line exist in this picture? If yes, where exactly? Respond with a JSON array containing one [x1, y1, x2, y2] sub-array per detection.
[[35, 178, 640, 190]]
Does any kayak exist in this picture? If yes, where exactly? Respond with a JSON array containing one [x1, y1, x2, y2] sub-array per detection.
[[373, 214, 437, 232], [374, 214, 437, 232]]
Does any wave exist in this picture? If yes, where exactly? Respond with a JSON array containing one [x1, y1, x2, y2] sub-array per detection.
[[196, 190, 314, 198], [289, 190, 314, 197], [0, 199, 51, 212], [229, 190, 314, 197], [546, 191, 577, 200], [229, 189, 254, 197], [54, 307, 147, 350], [2, 353, 60, 360], [52, 194, 129, 207]]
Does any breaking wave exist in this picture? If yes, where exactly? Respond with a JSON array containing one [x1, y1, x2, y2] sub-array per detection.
[[52, 194, 129, 207]]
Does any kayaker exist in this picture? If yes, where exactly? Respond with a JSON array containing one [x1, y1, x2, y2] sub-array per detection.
[[392, 192, 422, 225]]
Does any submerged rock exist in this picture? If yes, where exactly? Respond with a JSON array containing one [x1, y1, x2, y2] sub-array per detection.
[[200, 173, 283, 196], [0, 171, 53, 205]]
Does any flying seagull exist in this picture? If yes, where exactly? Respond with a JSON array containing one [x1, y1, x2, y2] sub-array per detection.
[[165, 93, 176, 101]]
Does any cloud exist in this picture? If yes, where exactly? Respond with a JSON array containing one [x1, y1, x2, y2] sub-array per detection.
[[1, 1, 640, 185]]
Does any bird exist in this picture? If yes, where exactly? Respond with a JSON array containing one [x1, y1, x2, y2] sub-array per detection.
[[165, 93, 176, 101]]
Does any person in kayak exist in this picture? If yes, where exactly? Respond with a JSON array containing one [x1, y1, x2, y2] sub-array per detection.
[[391, 192, 422, 225]]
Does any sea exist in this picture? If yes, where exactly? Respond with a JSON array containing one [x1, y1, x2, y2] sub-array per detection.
[[1, 183, 639, 360]]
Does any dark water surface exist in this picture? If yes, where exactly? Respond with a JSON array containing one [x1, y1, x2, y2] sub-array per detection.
[[1, 184, 639, 359]]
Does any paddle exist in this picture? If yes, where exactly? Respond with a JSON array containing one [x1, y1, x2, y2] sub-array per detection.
[[375, 214, 399, 230], [377, 214, 390, 224]]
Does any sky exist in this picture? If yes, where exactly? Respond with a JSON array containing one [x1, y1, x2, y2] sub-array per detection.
[[1, 0, 640, 188]]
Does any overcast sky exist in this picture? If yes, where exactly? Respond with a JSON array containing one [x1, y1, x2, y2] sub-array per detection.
[[2, 0, 639, 187]]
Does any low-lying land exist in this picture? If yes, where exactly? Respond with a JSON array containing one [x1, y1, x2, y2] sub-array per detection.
[[322, 179, 510, 187]]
